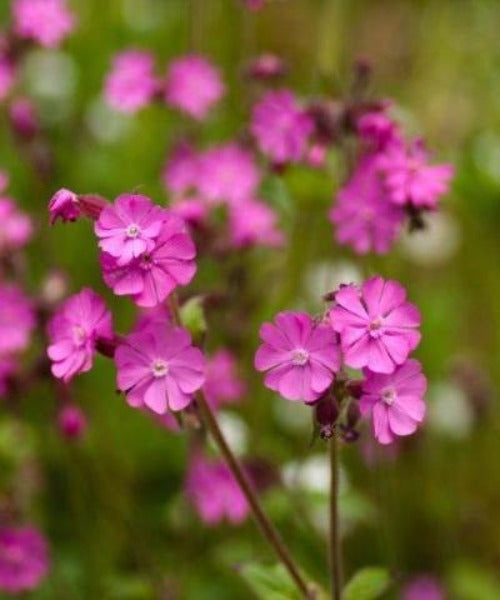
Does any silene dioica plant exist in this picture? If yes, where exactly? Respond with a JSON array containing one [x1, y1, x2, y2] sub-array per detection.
[[0, 0, 454, 597]]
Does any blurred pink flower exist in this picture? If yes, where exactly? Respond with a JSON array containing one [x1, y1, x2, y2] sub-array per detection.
[[95, 194, 165, 265], [162, 142, 200, 197], [329, 156, 404, 255], [378, 139, 454, 209], [47, 288, 113, 383], [198, 143, 260, 205], [255, 311, 341, 403], [330, 276, 421, 374], [360, 359, 427, 445], [204, 350, 246, 409], [105, 49, 157, 114], [170, 197, 209, 227], [13, 0, 75, 48], [9, 97, 39, 138], [115, 322, 205, 414], [247, 53, 286, 80], [402, 575, 444, 600], [48, 188, 81, 225], [164, 54, 225, 120], [228, 199, 284, 248], [58, 404, 87, 440], [251, 89, 313, 164], [186, 454, 249, 525], [0, 526, 50, 593], [0, 284, 35, 355], [101, 211, 196, 307], [0, 57, 15, 101], [357, 108, 399, 151], [0, 197, 33, 252]]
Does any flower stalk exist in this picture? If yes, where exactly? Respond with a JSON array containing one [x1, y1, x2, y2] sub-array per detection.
[[329, 434, 343, 600]]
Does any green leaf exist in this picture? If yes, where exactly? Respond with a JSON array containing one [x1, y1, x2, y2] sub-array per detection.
[[238, 563, 304, 600], [342, 567, 391, 600], [179, 296, 206, 337], [448, 561, 500, 600]]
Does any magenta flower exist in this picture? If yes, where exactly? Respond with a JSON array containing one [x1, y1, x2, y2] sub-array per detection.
[[357, 108, 399, 151], [47, 288, 113, 383], [101, 211, 196, 307], [228, 199, 284, 248], [58, 404, 87, 440], [186, 454, 249, 525], [12, 0, 75, 48], [115, 322, 205, 414], [402, 575, 444, 600], [95, 194, 165, 265], [164, 54, 225, 120], [162, 143, 200, 198], [105, 49, 157, 114], [0, 56, 15, 101], [204, 350, 246, 410], [250, 89, 313, 164], [247, 53, 286, 81], [0, 526, 50, 594], [170, 197, 209, 228], [198, 143, 260, 205], [48, 188, 81, 225], [255, 312, 341, 403], [378, 139, 454, 209], [360, 359, 427, 445], [0, 197, 33, 252], [9, 97, 39, 139], [0, 284, 35, 355], [329, 156, 405, 255], [330, 276, 421, 374]]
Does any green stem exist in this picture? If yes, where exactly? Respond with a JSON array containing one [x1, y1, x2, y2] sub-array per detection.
[[329, 435, 343, 600]]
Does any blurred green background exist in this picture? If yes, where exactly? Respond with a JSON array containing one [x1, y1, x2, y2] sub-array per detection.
[[1, 0, 500, 598]]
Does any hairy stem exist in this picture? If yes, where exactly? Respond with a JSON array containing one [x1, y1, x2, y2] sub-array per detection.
[[329, 435, 342, 600]]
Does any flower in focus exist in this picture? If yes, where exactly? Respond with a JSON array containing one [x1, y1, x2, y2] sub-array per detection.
[[48, 188, 81, 225], [0, 526, 50, 593], [329, 156, 405, 255], [101, 211, 196, 307], [164, 54, 225, 120], [0, 284, 35, 355], [47, 288, 113, 383], [0, 197, 33, 252], [115, 321, 205, 414], [105, 49, 157, 114], [378, 139, 454, 209], [198, 143, 260, 205], [330, 276, 421, 374], [57, 404, 87, 440], [95, 194, 165, 265], [255, 311, 341, 403], [0, 56, 15, 101], [204, 350, 246, 410], [402, 575, 444, 600], [251, 89, 313, 164], [12, 0, 75, 48], [360, 359, 427, 444], [228, 199, 284, 248], [185, 454, 249, 525], [162, 142, 200, 198]]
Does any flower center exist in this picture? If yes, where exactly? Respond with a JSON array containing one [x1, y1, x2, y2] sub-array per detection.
[[126, 223, 141, 238], [368, 317, 384, 337], [152, 359, 168, 378], [382, 387, 396, 406], [291, 348, 309, 366], [72, 325, 86, 346]]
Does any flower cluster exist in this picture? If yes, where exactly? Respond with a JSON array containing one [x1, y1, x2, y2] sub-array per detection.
[[255, 276, 427, 444]]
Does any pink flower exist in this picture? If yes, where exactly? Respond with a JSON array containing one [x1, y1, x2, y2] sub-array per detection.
[[330, 276, 421, 374], [402, 575, 444, 600], [357, 108, 399, 151], [0, 56, 15, 101], [95, 194, 165, 265], [48, 188, 81, 225], [360, 359, 427, 444], [170, 197, 209, 227], [204, 350, 246, 410], [185, 454, 249, 525], [105, 49, 157, 114], [329, 156, 404, 255], [0, 284, 35, 355], [115, 322, 205, 414], [162, 143, 200, 197], [378, 139, 454, 209], [164, 54, 225, 120], [47, 288, 113, 383], [101, 211, 197, 307], [247, 53, 286, 80], [198, 143, 260, 205], [255, 312, 341, 403], [58, 404, 87, 440], [250, 89, 313, 164], [0, 197, 33, 252], [12, 0, 75, 48], [0, 357, 17, 397], [228, 199, 284, 248], [0, 526, 50, 593], [9, 97, 39, 139]]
